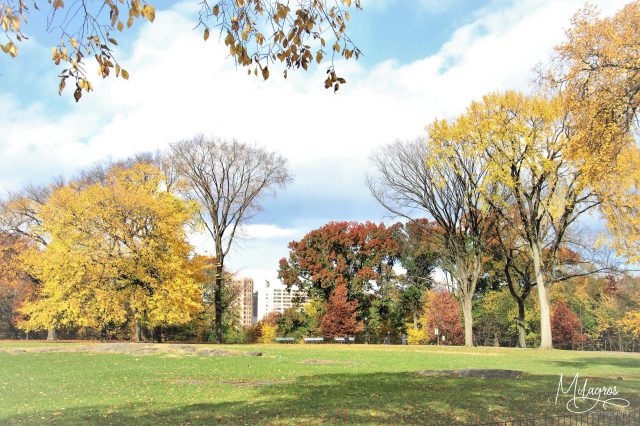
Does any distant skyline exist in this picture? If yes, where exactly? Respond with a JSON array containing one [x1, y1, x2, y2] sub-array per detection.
[[0, 0, 628, 292]]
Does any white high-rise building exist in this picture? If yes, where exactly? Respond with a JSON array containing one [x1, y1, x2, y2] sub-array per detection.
[[263, 280, 308, 315]]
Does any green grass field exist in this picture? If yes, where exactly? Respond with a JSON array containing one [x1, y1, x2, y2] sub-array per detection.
[[0, 342, 638, 425]]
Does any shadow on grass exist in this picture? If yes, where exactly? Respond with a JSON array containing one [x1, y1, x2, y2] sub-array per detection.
[[0, 373, 640, 425], [3, 372, 638, 425], [547, 356, 640, 374]]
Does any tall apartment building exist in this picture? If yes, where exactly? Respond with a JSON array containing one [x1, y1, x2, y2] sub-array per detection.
[[232, 277, 255, 327], [264, 281, 308, 315]]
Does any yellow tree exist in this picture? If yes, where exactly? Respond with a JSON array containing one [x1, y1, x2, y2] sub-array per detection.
[[18, 163, 204, 340], [597, 147, 640, 265], [547, 1, 640, 183], [1, 0, 362, 101], [619, 310, 640, 338], [454, 91, 640, 349]]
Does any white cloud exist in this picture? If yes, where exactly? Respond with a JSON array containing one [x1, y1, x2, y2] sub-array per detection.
[[0, 0, 629, 285], [243, 224, 299, 239]]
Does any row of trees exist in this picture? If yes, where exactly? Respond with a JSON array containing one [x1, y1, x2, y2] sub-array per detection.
[[277, 220, 435, 343], [365, 3, 640, 349], [1, 2, 639, 349], [268, 3, 640, 349], [0, 139, 291, 342], [272, 218, 640, 349]]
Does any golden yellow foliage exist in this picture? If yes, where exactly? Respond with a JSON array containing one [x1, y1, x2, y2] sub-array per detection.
[[619, 310, 640, 337], [429, 90, 640, 348], [18, 163, 203, 332], [258, 323, 276, 343], [406, 326, 428, 345], [549, 2, 640, 181], [1, 0, 361, 100]]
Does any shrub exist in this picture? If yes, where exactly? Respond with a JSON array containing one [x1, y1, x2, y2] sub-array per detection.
[[407, 326, 428, 345], [552, 300, 586, 349], [258, 323, 277, 343], [423, 290, 464, 345]]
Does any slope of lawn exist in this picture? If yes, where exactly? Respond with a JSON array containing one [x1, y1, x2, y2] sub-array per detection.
[[0, 342, 638, 425]]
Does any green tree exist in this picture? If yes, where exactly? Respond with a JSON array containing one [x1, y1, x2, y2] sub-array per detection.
[[396, 219, 439, 328]]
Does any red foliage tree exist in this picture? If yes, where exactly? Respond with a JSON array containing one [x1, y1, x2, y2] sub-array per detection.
[[551, 300, 586, 349], [603, 275, 620, 298], [320, 283, 363, 339], [423, 290, 464, 345], [278, 221, 400, 300]]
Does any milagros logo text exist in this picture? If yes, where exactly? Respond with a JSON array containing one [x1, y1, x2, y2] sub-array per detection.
[[555, 373, 631, 414]]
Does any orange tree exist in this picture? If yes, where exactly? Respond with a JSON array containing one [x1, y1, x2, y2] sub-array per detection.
[[421, 289, 464, 346], [320, 282, 362, 339], [551, 300, 586, 349], [278, 221, 400, 329], [0, 233, 37, 338]]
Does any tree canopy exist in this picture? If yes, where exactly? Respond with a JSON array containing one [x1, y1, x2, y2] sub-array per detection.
[[17, 163, 204, 336]]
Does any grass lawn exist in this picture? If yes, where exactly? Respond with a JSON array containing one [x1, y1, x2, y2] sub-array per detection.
[[0, 342, 638, 425]]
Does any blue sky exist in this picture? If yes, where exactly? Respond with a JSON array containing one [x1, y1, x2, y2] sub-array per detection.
[[0, 0, 629, 293]]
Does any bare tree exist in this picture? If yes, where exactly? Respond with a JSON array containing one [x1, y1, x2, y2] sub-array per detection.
[[367, 139, 495, 347], [170, 135, 292, 343]]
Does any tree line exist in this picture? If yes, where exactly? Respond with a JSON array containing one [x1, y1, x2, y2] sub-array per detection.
[[363, 3, 640, 349], [0, 141, 291, 342], [1, 2, 639, 349], [271, 219, 640, 350], [274, 3, 640, 349]]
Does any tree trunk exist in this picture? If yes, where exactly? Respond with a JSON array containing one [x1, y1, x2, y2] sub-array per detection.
[[47, 328, 57, 341], [214, 262, 224, 344], [618, 328, 623, 352], [135, 319, 142, 342], [532, 242, 552, 349], [462, 296, 473, 347], [516, 298, 527, 348], [537, 282, 552, 349], [413, 311, 418, 329]]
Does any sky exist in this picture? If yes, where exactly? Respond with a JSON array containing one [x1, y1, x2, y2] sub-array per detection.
[[0, 0, 630, 307]]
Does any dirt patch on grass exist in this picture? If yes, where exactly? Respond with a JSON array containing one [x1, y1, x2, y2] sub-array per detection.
[[0, 343, 261, 358], [413, 350, 500, 357], [301, 358, 355, 365], [170, 379, 211, 385]]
